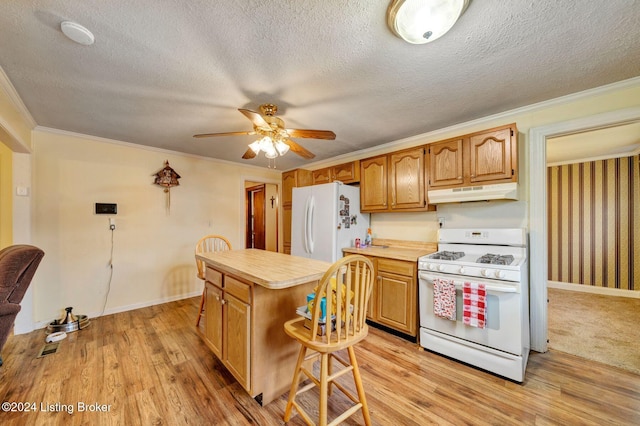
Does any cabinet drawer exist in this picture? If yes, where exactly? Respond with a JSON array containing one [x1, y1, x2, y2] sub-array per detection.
[[206, 267, 223, 287], [377, 258, 414, 277], [225, 275, 252, 303]]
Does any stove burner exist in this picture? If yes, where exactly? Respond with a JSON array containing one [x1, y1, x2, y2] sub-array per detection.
[[430, 251, 465, 261], [476, 254, 515, 265]]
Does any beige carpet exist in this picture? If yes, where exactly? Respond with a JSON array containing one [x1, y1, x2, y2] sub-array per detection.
[[547, 287, 640, 375]]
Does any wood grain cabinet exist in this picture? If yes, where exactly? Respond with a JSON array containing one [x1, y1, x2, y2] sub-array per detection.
[[357, 256, 418, 338], [360, 155, 389, 211], [428, 124, 518, 190], [373, 258, 417, 337], [204, 270, 252, 391], [281, 169, 312, 254], [361, 147, 433, 213], [312, 160, 360, 185]]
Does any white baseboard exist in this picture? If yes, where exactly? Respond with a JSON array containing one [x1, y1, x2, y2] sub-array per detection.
[[31, 291, 202, 332], [548, 281, 640, 299]]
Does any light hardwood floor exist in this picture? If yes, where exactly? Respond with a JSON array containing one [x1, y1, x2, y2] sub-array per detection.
[[1, 297, 638, 425]]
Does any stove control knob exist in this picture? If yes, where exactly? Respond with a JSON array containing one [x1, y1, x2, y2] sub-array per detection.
[[481, 269, 490, 277], [495, 270, 505, 279], [428, 263, 436, 271], [459, 267, 465, 274], [437, 264, 445, 272]]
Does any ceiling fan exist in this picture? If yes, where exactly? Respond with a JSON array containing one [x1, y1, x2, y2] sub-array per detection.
[[193, 103, 336, 160]]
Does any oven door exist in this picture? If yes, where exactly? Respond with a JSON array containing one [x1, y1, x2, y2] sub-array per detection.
[[418, 271, 524, 355]]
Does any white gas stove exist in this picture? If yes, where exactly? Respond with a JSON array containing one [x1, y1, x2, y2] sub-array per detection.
[[418, 228, 530, 382]]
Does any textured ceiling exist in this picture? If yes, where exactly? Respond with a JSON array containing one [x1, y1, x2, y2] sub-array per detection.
[[1, 0, 639, 170]]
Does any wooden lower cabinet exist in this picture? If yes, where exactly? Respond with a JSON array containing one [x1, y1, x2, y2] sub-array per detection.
[[200, 265, 316, 405], [204, 273, 252, 393], [224, 293, 250, 390], [364, 257, 418, 338], [205, 282, 223, 359]]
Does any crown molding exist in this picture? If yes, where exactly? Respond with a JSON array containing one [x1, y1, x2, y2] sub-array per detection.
[[34, 126, 281, 172], [0, 66, 37, 129]]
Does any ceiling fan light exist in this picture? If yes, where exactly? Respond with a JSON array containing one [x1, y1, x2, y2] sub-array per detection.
[[275, 140, 290, 156], [387, 0, 469, 44], [248, 140, 261, 154], [258, 136, 272, 152], [264, 148, 278, 159]]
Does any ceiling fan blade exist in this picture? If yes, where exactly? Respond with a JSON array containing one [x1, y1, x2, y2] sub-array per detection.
[[239, 108, 271, 129], [286, 129, 336, 140], [284, 138, 315, 159], [193, 131, 255, 138], [242, 148, 257, 159]]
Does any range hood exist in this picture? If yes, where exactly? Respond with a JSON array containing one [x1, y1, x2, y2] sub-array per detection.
[[428, 182, 519, 204]]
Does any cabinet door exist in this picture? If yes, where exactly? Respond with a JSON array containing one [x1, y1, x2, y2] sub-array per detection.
[[205, 283, 223, 359], [224, 293, 251, 391], [428, 139, 464, 188], [364, 257, 377, 320], [333, 161, 360, 184], [469, 127, 514, 183], [282, 171, 297, 208], [376, 271, 416, 336], [390, 148, 425, 210], [312, 167, 332, 185], [282, 206, 292, 254], [360, 156, 388, 211]]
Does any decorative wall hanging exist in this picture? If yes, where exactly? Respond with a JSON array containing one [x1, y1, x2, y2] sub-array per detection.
[[153, 160, 181, 214]]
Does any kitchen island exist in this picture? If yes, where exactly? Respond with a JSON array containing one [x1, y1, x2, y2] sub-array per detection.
[[195, 249, 331, 405]]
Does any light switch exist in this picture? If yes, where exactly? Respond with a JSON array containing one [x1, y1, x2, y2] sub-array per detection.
[[16, 186, 29, 196]]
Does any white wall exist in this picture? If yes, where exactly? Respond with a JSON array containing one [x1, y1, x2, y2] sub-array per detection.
[[31, 129, 280, 325]]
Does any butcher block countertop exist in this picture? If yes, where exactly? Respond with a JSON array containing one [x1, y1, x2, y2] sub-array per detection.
[[196, 249, 331, 289], [343, 238, 438, 261]]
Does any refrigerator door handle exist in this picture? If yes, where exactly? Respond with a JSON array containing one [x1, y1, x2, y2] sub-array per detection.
[[306, 196, 315, 253]]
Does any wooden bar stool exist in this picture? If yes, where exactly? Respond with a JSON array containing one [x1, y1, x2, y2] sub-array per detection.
[[195, 235, 231, 327], [283, 255, 374, 426]]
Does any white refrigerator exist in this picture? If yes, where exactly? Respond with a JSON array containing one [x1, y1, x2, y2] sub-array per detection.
[[292, 182, 370, 263]]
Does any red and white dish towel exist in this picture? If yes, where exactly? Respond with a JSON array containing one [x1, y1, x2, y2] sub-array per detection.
[[463, 282, 487, 329], [433, 278, 456, 321]]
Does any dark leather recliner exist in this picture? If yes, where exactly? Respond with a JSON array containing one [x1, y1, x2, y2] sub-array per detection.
[[0, 245, 45, 366]]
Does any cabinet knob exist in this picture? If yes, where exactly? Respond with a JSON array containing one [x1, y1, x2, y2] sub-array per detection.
[[457, 176, 462, 179], [471, 174, 475, 178], [221, 299, 226, 305]]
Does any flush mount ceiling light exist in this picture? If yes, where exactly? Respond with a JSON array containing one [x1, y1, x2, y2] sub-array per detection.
[[387, 0, 469, 44], [60, 21, 95, 45]]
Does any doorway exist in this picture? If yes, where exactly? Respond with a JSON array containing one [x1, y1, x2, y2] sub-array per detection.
[[528, 106, 640, 353], [544, 124, 640, 373], [245, 182, 279, 251]]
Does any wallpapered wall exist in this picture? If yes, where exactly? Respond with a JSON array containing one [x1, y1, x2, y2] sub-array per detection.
[[547, 154, 640, 291]]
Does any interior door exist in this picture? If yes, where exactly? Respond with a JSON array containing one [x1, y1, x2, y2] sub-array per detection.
[[246, 185, 266, 249]]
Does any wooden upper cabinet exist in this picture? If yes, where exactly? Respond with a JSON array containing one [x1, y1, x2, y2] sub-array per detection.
[[427, 123, 517, 190], [311, 167, 332, 185], [469, 126, 515, 183], [312, 160, 360, 185], [428, 139, 464, 188], [389, 147, 426, 210], [360, 156, 388, 211], [361, 149, 432, 213], [282, 169, 312, 207]]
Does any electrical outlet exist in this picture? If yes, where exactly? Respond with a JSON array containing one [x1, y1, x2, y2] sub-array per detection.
[[437, 217, 445, 228]]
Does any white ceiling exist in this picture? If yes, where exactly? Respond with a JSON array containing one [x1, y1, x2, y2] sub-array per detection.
[[1, 1, 639, 170]]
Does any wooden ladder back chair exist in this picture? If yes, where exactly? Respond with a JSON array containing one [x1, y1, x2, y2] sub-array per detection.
[[283, 254, 375, 426], [195, 235, 231, 327]]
